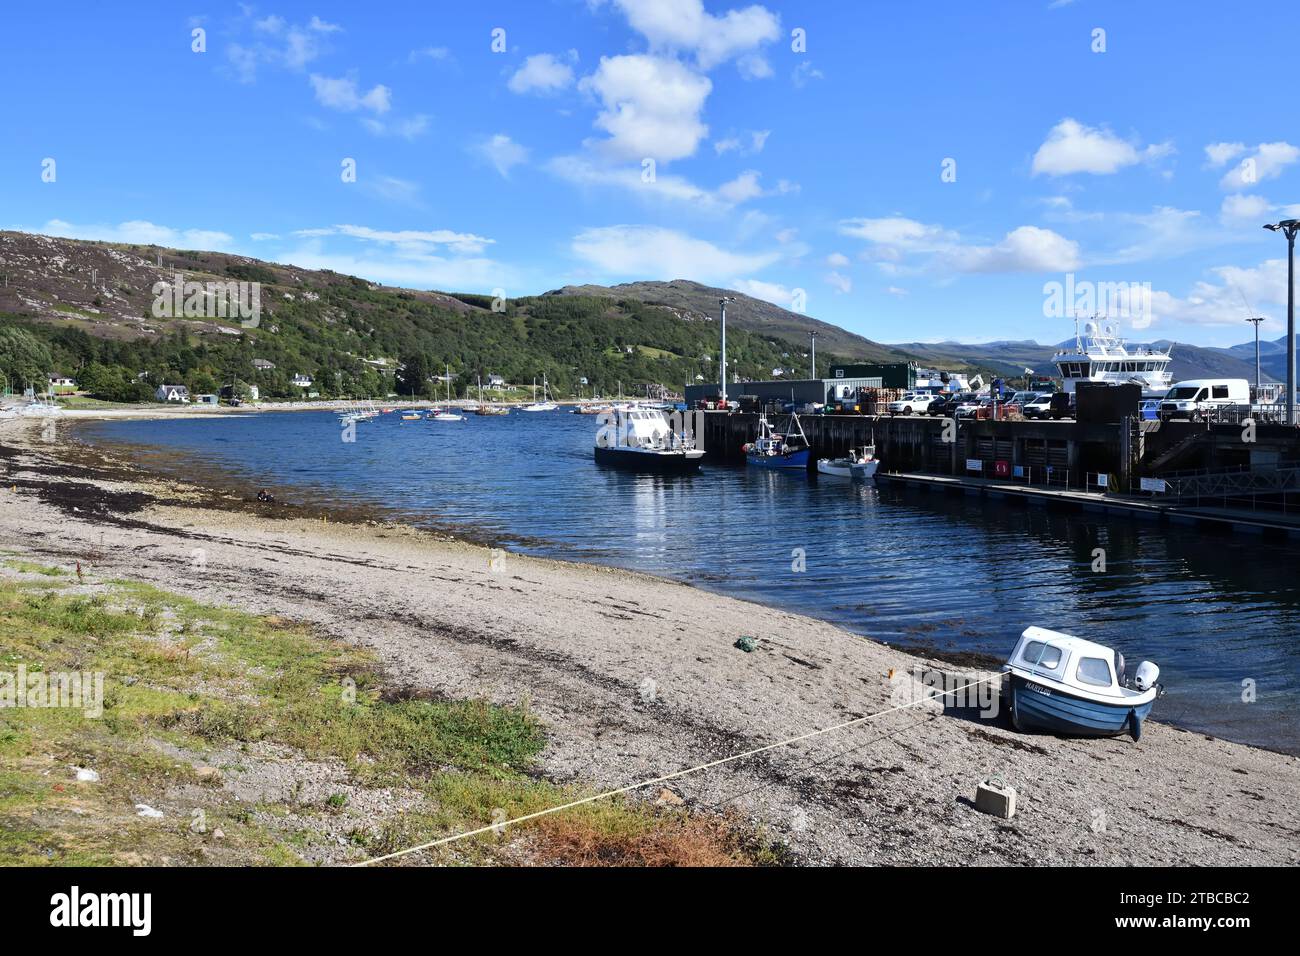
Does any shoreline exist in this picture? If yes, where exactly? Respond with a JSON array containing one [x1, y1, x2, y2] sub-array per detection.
[[2, 414, 1299, 865]]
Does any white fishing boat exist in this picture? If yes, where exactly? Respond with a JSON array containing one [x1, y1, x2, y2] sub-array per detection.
[[522, 375, 558, 412], [1053, 317, 1172, 395], [816, 445, 878, 479]]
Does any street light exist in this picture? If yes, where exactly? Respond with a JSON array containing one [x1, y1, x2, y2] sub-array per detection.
[[808, 330, 818, 379], [1246, 315, 1265, 396], [718, 296, 735, 406], [1263, 219, 1299, 426]]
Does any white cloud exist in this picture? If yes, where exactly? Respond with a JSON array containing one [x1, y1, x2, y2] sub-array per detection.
[[23, 219, 236, 251], [294, 224, 493, 255], [717, 170, 764, 203], [886, 286, 909, 297], [1204, 142, 1247, 167], [550, 156, 787, 210], [309, 74, 391, 113], [361, 115, 430, 139], [1221, 193, 1271, 223], [476, 134, 529, 178], [1031, 118, 1171, 176], [839, 216, 958, 252], [736, 53, 773, 80], [226, 12, 335, 81], [791, 61, 823, 87], [408, 46, 450, 63], [840, 216, 1078, 273], [548, 155, 719, 208], [826, 252, 849, 267], [250, 232, 280, 241], [730, 278, 793, 307], [508, 53, 575, 95], [278, 244, 509, 291], [1217, 142, 1300, 190], [609, 0, 780, 69], [572, 225, 780, 281], [825, 271, 852, 294], [1145, 258, 1295, 331], [713, 129, 769, 156], [946, 226, 1080, 273], [579, 55, 712, 161]]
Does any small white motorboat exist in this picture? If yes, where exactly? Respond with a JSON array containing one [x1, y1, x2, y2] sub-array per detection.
[[1002, 627, 1162, 741], [816, 445, 878, 479]]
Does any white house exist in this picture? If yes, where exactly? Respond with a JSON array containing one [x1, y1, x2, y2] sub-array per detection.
[[292, 374, 313, 388], [156, 384, 189, 403], [251, 359, 276, 371], [486, 374, 505, 388], [47, 373, 77, 393]]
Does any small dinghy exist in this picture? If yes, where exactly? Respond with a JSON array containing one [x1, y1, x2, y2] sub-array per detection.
[[1002, 627, 1162, 741]]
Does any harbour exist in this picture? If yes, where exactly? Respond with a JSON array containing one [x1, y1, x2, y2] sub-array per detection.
[[64, 406, 1300, 754]]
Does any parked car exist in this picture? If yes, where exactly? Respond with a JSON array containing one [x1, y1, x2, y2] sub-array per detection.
[[1158, 379, 1250, 422], [1022, 394, 1053, 419], [927, 394, 956, 416], [954, 395, 986, 419], [887, 392, 934, 416], [1049, 392, 1075, 420]]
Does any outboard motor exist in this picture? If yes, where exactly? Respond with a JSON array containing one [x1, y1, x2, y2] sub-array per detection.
[[1133, 661, 1160, 692]]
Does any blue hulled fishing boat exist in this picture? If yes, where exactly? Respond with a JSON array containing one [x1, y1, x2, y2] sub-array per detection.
[[744, 414, 810, 471], [1003, 627, 1162, 741]]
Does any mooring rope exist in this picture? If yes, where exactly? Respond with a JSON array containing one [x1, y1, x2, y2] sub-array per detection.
[[352, 671, 1002, 867]]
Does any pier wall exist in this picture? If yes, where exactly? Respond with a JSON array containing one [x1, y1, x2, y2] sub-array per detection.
[[698, 411, 1300, 485]]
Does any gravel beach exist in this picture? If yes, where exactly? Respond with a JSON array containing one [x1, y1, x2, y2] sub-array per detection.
[[2, 414, 1297, 866]]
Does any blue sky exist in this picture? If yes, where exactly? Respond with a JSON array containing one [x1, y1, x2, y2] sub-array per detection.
[[3, 0, 1299, 347]]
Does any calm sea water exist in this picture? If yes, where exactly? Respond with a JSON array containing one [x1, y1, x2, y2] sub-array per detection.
[[81, 410, 1300, 752]]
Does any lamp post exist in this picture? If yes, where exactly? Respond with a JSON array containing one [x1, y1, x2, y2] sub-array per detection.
[[1246, 315, 1265, 397], [719, 296, 735, 406], [1263, 219, 1299, 426], [808, 330, 818, 380]]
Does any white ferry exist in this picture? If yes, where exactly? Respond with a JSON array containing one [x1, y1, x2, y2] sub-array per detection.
[[1052, 318, 1172, 396]]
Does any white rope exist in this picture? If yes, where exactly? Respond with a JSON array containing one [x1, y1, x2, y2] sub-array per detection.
[[352, 671, 1001, 867]]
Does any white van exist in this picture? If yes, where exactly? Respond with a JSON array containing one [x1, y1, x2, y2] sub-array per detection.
[[1158, 379, 1249, 422]]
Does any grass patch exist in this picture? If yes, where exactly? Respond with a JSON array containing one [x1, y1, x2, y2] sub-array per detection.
[[0, 574, 776, 866]]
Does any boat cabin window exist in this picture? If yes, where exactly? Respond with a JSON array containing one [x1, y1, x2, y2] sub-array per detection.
[[1076, 656, 1113, 687], [1019, 640, 1062, 671]]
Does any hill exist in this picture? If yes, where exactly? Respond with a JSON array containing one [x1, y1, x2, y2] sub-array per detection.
[[0, 231, 871, 402], [548, 280, 905, 363]]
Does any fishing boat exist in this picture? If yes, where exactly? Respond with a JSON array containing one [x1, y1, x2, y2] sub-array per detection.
[[521, 375, 558, 412], [816, 445, 878, 479], [744, 414, 810, 471], [594, 407, 703, 473], [1002, 626, 1162, 741], [401, 412, 422, 421]]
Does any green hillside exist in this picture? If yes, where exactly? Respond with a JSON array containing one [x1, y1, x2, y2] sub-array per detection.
[[0, 232, 861, 402]]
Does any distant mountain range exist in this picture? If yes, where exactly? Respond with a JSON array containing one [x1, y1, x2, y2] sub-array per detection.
[[887, 336, 1271, 384]]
